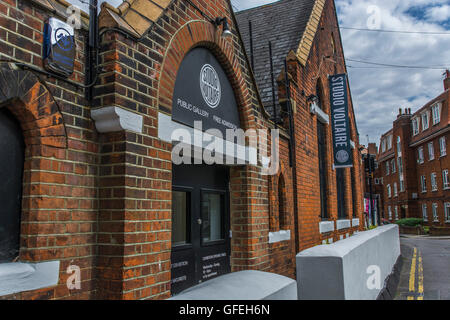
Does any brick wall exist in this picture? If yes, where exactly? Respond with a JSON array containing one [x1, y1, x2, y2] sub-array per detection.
[[0, 0, 365, 300], [0, 0, 98, 299], [285, 0, 363, 250]]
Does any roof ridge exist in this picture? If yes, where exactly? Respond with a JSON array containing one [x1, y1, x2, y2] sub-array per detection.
[[235, 0, 294, 15]]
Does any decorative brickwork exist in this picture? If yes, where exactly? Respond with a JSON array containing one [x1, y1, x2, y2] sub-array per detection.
[[0, 0, 364, 300]]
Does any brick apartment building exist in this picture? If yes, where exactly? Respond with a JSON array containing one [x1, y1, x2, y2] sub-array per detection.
[[376, 71, 450, 228], [0, 0, 363, 300], [361, 142, 382, 225]]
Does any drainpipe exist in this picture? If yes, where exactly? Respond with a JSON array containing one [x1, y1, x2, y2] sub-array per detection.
[[284, 58, 300, 254]]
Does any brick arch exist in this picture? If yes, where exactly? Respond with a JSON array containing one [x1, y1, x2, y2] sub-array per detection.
[[157, 20, 254, 130], [269, 161, 292, 232], [0, 63, 67, 263], [0, 63, 67, 149]]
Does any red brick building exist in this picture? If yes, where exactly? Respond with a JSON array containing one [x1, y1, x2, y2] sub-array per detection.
[[376, 72, 450, 228], [0, 0, 363, 300]]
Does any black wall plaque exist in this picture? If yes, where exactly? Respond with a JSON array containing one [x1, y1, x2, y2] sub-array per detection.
[[43, 18, 75, 77], [172, 47, 241, 136]]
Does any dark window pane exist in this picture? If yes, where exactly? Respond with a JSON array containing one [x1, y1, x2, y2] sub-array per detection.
[[0, 108, 24, 262], [202, 193, 223, 242], [172, 191, 189, 246]]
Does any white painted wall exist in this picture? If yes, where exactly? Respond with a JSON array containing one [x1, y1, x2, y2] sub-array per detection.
[[296, 225, 400, 300]]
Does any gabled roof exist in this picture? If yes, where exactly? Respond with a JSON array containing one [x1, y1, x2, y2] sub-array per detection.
[[236, 0, 324, 116], [98, 0, 173, 38]]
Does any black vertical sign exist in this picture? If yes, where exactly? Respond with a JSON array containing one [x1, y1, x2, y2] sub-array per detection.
[[329, 74, 353, 168]]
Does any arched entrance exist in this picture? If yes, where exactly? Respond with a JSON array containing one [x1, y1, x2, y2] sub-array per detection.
[[168, 46, 240, 295]]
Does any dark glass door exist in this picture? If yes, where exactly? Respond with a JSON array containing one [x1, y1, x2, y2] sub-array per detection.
[[171, 164, 231, 295]]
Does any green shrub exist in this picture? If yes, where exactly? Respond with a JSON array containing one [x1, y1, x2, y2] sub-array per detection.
[[395, 218, 423, 227], [368, 225, 378, 230]]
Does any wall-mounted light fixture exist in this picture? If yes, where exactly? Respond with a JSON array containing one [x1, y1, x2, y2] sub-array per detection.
[[308, 94, 329, 124], [214, 17, 233, 39]]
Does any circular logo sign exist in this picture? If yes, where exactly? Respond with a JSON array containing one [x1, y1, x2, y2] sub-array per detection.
[[54, 27, 73, 52], [336, 150, 350, 164], [200, 64, 221, 109]]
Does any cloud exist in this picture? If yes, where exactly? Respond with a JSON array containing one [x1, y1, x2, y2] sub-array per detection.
[[425, 4, 450, 22], [65, 0, 123, 14], [234, 0, 450, 146]]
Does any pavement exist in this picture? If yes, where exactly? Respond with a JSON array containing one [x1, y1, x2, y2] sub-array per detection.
[[395, 235, 450, 300]]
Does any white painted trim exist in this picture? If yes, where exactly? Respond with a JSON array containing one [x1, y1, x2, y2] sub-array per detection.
[[0, 261, 60, 296], [352, 218, 360, 227], [337, 219, 351, 230], [269, 230, 291, 244], [158, 112, 264, 166], [319, 221, 334, 234], [91, 106, 143, 134]]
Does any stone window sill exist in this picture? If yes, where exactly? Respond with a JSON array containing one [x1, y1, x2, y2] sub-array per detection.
[[319, 221, 334, 234], [336, 219, 351, 230], [0, 261, 60, 296], [269, 230, 291, 244]]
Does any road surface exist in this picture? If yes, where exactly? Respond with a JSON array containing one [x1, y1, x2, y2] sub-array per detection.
[[396, 236, 450, 300]]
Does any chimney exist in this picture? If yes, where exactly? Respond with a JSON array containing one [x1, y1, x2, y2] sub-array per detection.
[[445, 70, 450, 91]]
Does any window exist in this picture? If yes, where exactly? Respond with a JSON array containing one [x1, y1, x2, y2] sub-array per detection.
[[421, 175, 427, 193], [336, 168, 347, 220], [386, 161, 390, 175], [391, 159, 396, 173], [397, 136, 402, 155], [202, 192, 225, 243], [400, 179, 405, 192], [394, 182, 398, 197], [412, 117, 420, 135], [418, 147, 424, 164], [443, 170, 449, 189], [445, 203, 450, 222], [387, 184, 391, 198], [381, 139, 386, 153], [398, 157, 403, 175], [278, 175, 288, 229], [440, 136, 447, 157], [431, 173, 438, 191], [387, 135, 393, 150], [432, 203, 439, 222], [428, 142, 435, 161], [431, 103, 441, 125], [374, 178, 379, 185], [317, 83, 328, 220], [394, 206, 399, 220], [422, 204, 428, 222], [388, 206, 392, 220], [172, 191, 190, 246], [0, 108, 25, 262], [421, 111, 430, 131]]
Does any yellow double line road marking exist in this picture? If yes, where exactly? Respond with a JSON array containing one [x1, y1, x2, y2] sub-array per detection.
[[407, 247, 424, 300]]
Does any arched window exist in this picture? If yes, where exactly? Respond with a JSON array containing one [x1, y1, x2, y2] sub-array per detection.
[[0, 108, 24, 262], [278, 175, 287, 230], [316, 82, 328, 220]]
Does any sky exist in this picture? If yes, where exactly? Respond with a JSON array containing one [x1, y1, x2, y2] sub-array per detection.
[[232, 0, 450, 146], [67, 0, 450, 146]]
